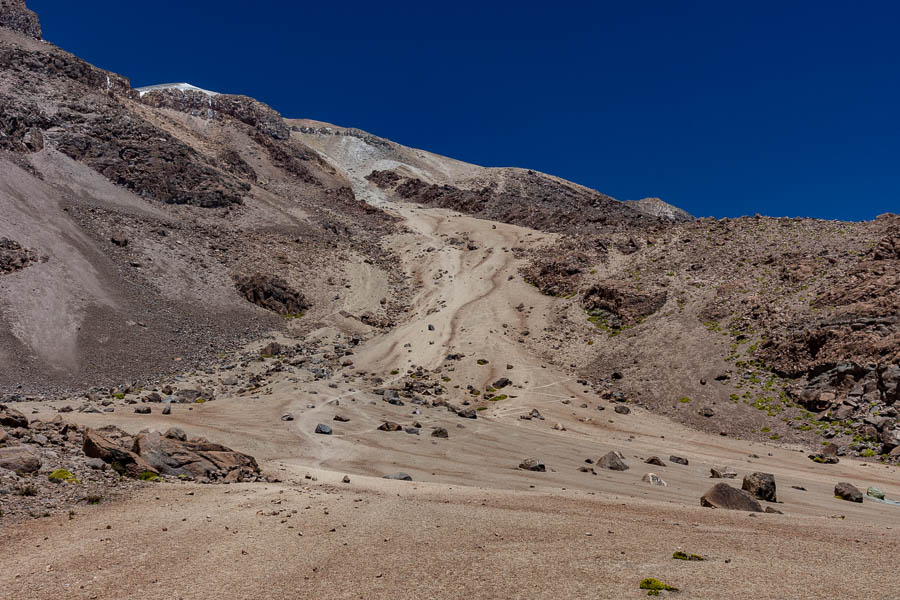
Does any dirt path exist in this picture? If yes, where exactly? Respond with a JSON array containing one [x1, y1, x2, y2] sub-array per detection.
[[2, 203, 899, 599]]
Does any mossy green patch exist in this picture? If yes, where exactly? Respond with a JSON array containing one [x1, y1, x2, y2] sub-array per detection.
[[672, 550, 704, 561], [48, 469, 80, 484], [640, 578, 677, 592], [138, 471, 159, 481]]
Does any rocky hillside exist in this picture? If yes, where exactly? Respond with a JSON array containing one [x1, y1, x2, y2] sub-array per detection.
[[0, 1, 896, 466]]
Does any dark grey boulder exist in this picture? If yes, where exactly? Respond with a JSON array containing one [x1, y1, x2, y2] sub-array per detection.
[[701, 483, 763, 512], [597, 451, 629, 471], [834, 482, 863, 503], [742, 472, 777, 502]]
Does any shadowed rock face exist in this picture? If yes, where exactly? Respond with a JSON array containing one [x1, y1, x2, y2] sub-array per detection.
[[234, 274, 310, 316], [366, 169, 662, 234], [700, 483, 763, 511], [139, 88, 291, 140], [0, 0, 41, 39]]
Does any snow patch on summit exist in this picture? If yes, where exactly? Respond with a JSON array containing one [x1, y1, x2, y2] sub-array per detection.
[[135, 83, 219, 98]]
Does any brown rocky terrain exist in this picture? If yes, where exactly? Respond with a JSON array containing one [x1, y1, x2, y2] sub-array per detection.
[[1, 3, 899, 599]]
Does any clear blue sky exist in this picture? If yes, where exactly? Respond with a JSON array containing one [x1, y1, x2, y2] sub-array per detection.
[[30, 0, 900, 220]]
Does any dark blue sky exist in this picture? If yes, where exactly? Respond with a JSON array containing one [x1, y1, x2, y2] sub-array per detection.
[[31, 0, 900, 220]]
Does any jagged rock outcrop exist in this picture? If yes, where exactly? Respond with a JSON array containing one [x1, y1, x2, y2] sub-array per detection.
[[624, 197, 693, 222], [582, 281, 667, 327], [234, 274, 309, 316], [0, 238, 39, 274], [53, 102, 249, 207], [139, 88, 290, 140], [131, 428, 259, 481], [367, 168, 659, 234], [0, 0, 41, 39]]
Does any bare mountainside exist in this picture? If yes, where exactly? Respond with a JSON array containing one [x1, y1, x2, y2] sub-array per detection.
[[0, 4, 898, 600]]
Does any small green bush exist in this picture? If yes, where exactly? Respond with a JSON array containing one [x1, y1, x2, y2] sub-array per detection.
[[640, 578, 677, 593]]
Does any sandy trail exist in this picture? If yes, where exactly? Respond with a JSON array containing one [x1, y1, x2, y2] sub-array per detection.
[[2, 203, 899, 599]]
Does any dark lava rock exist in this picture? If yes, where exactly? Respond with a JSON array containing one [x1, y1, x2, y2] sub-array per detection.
[[808, 453, 839, 464], [614, 405, 631, 415], [457, 408, 477, 419], [377, 421, 402, 432], [281, 414, 294, 421], [834, 482, 863, 503], [700, 483, 763, 512], [314, 424, 332, 435], [492, 377, 512, 389], [518, 458, 546, 472], [134, 406, 151, 414], [0, 404, 28, 428], [645, 456, 666, 467], [431, 427, 449, 439], [333, 415, 350, 422], [742, 472, 777, 502], [234, 274, 309, 316], [669, 455, 689, 465], [597, 451, 629, 471], [383, 472, 412, 481]]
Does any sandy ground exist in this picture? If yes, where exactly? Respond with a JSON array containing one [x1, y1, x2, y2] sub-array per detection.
[[2, 204, 899, 599]]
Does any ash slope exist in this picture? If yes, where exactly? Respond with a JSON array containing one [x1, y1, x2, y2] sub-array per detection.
[[0, 7, 688, 395]]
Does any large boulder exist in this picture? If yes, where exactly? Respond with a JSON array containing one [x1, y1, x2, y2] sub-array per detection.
[[131, 429, 258, 480], [700, 483, 763, 512], [82, 428, 158, 478], [0, 404, 28, 428], [0, 444, 41, 473], [834, 482, 863, 503], [597, 451, 629, 471], [742, 472, 777, 502]]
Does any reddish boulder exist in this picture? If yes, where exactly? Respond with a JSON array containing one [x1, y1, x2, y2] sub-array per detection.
[[0, 404, 28, 428], [82, 428, 158, 478], [131, 428, 258, 480], [0, 444, 41, 472]]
